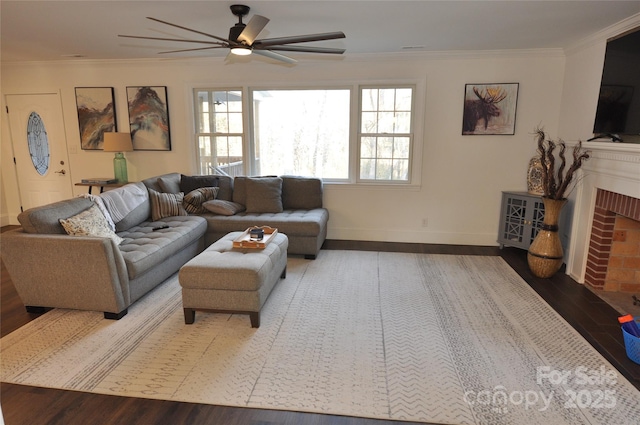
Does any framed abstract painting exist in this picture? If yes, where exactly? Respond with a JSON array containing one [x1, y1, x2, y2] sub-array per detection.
[[462, 83, 519, 135], [126, 86, 171, 150], [75, 87, 117, 150]]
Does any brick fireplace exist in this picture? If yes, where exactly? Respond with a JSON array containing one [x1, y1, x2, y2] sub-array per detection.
[[565, 142, 640, 290], [584, 189, 640, 291]]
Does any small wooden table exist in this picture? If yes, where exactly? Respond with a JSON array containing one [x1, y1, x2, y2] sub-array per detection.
[[75, 182, 126, 194]]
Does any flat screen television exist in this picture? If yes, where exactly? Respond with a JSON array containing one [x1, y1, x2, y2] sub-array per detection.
[[592, 28, 640, 141]]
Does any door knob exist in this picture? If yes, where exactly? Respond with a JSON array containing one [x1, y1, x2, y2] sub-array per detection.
[[54, 169, 66, 175]]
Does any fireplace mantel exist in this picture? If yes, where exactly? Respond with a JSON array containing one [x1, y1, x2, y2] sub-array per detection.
[[566, 141, 640, 283]]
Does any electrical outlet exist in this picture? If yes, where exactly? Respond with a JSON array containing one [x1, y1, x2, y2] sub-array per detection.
[[422, 218, 428, 227]]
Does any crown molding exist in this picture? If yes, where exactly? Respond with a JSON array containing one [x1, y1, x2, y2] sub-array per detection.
[[564, 12, 640, 55]]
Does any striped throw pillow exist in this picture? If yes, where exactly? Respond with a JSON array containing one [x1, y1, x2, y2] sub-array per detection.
[[183, 187, 219, 214], [149, 189, 187, 221]]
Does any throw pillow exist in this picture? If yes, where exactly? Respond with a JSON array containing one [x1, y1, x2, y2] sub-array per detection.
[[183, 186, 219, 214], [148, 189, 187, 221], [281, 176, 323, 209], [157, 175, 181, 194], [59, 204, 124, 245], [202, 200, 246, 216], [179, 174, 220, 194], [245, 177, 283, 213]]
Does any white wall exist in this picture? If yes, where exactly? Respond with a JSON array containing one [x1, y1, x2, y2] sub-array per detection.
[[1, 50, 565, 245]]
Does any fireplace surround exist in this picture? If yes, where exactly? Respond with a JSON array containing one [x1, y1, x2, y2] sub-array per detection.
[[566, 141, 640, 289]]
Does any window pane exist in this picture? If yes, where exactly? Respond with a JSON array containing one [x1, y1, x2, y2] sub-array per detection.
[[252, 89, 350, 178], [377, 112, 396, 133], [395, 88, 412, 110], [375, 159, 393, 179], [378, 137, 394, 158], [395, 112, 411, 133], [361, 89, 377, 111], [378, 89, 396, 111], [360, 159, 375, 179], [228, 112, 243, 133], [27, 111, 50, 176], [361, 137, 376, 158], [361, 112, 378, 133], [393, 159, 409, 180], [395, 137, 410, 157]]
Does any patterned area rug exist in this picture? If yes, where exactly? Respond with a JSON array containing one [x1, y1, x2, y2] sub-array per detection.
[[2, 251, 639, 424]]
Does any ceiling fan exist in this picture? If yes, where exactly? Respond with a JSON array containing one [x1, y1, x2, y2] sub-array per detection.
[[119, 4, 346, 64]]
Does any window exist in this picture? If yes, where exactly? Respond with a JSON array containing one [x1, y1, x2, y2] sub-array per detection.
[[359, 87, 413, 182], [194, 89, 244, 176], [26, 111, 50, 176], [252, 89, 350, 179], [193, 84, 417, 184]]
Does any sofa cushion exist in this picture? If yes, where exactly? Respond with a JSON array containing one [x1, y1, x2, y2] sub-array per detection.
[[183, 187, 219, 214], [245, 177, 283, 213], [157, 175, 181, 194], [59, 204, 124, 245], [18, 197, 94, 234], [149, 189, 188, 221], [180, 174, 219, 194], [202, 199, 246, 216], [98, 182, 150, 232], [118, 216, 207, 280], [281, 176, 323, 209], [204, 208, 328, 237]]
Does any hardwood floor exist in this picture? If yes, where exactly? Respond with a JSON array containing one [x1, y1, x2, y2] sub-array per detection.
[[1, 227, 638, 424]]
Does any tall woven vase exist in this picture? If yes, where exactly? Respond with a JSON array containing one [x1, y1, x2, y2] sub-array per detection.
[[527, 197, 567, 278]]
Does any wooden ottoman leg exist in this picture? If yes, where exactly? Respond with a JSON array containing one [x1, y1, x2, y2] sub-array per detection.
[[249, 312, 260, 328], [184, 308, 196, 324], [281, 266, 287, 279]]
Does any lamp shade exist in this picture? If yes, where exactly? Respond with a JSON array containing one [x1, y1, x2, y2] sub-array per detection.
[[103, 132, 133, 152]]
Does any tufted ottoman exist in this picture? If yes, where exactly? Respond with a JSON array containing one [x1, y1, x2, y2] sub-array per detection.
[[178, 231, 288, 327]]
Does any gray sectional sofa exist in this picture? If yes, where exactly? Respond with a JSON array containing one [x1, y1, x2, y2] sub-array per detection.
[[1, 173, 328, 319]]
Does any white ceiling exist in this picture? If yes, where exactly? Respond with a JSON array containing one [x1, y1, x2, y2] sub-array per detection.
[[1, 1, 639, 63]]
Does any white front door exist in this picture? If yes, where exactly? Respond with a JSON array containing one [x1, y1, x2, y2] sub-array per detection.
[[6, 93, 73, 210]]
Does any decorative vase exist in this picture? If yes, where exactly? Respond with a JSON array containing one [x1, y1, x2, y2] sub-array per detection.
[[527, 197, 567, 278]]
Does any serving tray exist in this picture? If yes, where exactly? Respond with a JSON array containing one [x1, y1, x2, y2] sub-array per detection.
[[232, 226, 278, 249]]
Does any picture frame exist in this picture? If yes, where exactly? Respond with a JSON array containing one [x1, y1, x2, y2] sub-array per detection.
[[126, 86, 171, 151], [75, 87, 117, 150], [462, 83, 519, 135]]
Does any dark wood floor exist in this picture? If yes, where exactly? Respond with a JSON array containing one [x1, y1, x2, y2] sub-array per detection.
[[1, 227, 638, 424]]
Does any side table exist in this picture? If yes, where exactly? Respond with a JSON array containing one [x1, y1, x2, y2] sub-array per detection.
[[75, 182, 126, 194]]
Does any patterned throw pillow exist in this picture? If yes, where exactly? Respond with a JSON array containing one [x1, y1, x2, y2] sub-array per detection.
[[183, 187, 219, 214], [202, 199, 246, 216], [149, 189, 187, 221], [59, 204, 124, 245]]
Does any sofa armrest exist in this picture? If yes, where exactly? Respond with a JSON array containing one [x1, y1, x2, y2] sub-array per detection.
[[1, 229, 131, 315]]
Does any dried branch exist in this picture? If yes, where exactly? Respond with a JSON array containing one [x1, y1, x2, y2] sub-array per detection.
[[533, 128, 591, 200]]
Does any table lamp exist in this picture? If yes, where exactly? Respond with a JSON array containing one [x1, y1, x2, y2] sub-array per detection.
[[103, 132, 133, 183]]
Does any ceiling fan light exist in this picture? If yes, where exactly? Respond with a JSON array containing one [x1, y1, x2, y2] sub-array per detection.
[[231, 46, 252, 56]]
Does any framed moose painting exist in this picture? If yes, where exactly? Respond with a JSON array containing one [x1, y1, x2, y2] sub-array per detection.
[[462, 83, 519, 135]]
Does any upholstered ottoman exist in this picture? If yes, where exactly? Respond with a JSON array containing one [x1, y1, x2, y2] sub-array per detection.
[[178, 231, 288, 327]]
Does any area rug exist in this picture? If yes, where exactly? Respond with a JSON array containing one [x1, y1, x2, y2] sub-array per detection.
[[2, 251, 639, 424]]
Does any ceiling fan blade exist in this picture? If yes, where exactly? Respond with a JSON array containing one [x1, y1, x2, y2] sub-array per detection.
[[237, 15, 269, 45], [252, 49, 297, 64], [147, 17, 232, 44], [119, 35, 225, 46], [159, 46, 228, 54], [265, 45, 345, 54], [254, 32, 346, 48]]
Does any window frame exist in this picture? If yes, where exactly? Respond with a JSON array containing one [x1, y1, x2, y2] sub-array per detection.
[[191, 79, 424, 187], [357, 85, 416, 184]]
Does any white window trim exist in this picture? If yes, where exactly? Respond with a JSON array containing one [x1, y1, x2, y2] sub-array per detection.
[[190, 78, 425, 188]]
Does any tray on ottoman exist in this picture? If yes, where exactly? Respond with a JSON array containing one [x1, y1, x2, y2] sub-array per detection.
[[232, 226, 278, 249]]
